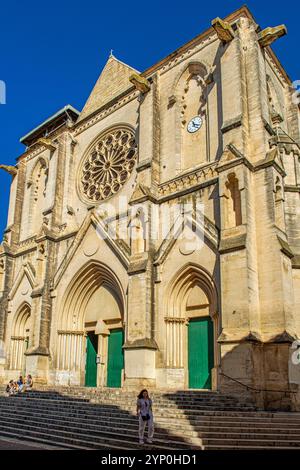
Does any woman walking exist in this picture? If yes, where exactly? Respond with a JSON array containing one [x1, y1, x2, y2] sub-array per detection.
[[136, 389, 154, 445]]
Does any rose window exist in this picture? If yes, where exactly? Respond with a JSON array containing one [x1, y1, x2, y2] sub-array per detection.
[[79, 127, 138, 202]]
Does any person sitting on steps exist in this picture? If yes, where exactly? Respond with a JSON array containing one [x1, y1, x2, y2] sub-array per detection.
[[16, 375, 24, 393], [24, 374, 33, 391], [5, 380, 16, 396], [136, 389, 154, 445]]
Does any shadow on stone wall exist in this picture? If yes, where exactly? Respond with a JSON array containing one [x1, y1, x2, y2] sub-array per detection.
[[217, 339, 299, 411]]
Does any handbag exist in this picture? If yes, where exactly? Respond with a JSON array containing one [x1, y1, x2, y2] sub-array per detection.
[[141, 414, 150, 421]]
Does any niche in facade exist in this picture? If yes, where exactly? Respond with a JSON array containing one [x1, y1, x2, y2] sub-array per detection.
[[225, 173, 242, 228], [173, 62, 211, 172]]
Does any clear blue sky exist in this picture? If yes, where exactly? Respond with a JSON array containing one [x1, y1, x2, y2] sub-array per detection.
[[0, 0, 298, 238]]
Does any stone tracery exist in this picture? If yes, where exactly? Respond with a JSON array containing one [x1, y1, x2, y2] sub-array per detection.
[[79, 127, 138, 202]]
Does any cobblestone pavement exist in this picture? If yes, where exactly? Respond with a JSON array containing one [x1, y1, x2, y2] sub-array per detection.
[[0, 437, 64, 450]]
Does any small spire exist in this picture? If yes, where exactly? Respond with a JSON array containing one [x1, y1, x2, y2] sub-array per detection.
[[109, 49, 114, 58]]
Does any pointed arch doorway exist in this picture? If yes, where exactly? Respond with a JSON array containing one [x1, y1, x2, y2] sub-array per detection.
[[57, 261, 125, 388], [10, 303, 31, 374], [165, 264, 218, 390]]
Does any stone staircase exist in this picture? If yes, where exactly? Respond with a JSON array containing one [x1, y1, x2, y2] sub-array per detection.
[[0, 386, 300, 450]]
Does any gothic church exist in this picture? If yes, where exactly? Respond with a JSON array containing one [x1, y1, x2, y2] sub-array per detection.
[[1, 6, 300, 410]]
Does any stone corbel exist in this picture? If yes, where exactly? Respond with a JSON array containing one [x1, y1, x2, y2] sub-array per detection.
[[36, 138, 57, 153], [258, 25, 287, 48], [211, 17, 235, 43], [0, 164, 18, 177], [129, 73, 151, 94]]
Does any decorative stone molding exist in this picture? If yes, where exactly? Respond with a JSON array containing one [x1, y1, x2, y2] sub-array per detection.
[[211, 17, 235, 43], [154, 214, 219, 268], [164, 317, 186, 323], [269, 128, 300, 156], [158, 163, 218, 197], [78, 126, 138, 203], [8, 261, 36, 294], [156, 34, 218, 77], [57, 330, 85, 336], [258, 25, 287, 48], [27, 156, 48, 189], [74, 90, 139, 137], [123, 338, 158, 350], [129, 74, 151, 94]]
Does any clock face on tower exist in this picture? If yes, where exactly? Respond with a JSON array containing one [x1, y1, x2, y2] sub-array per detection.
[[187, 116, 203, 133]]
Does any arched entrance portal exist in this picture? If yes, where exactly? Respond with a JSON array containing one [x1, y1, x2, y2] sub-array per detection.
[[57, 262, 125, 388], [10, 303, 31, 374], [165, 264, 218, 389]]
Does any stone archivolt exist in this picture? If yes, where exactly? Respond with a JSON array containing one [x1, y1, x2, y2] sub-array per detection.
[[79, 126, 137, 203]]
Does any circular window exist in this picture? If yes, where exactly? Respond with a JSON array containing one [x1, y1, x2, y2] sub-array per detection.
[[78, 127, 138, 202]]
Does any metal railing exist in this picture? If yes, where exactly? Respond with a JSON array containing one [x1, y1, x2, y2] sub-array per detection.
[[220, 372, 297, 396]]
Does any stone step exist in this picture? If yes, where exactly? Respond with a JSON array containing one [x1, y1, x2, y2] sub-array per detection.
[[1, 408, 300, 440], [0, 395, 255, 412], [0, 410, 199, 444], [0, 405, 292, 431], [204, 444, 300, 450], [0, 388, 299, 450], [0, 399, 297, 426], [0, 421, 195, 450], [0, 397, 295, 422], [3, 400, 250, 412], [6, 391, 251, 405], [23, 387, 252, 402], [1, 410, 300, 449], [157, 416, 300, 430], [0, 430, 91, 450], [2, 403, 300, 433], [201, 437, 300, 448], [200, 431, 300, 441], [0, 428, 138, 451], [3, 391, 248, 406], [0, 400, 258, 418]]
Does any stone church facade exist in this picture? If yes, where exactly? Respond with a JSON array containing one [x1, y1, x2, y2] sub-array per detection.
[[1, 6, 300, 409]]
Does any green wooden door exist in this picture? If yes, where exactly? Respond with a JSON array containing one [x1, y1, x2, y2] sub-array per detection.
[[188, 317, 214, 389], [107, 329, 124, 388], [85, 333, 98, 387]]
